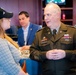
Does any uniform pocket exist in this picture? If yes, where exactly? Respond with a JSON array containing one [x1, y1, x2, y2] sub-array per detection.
[[60, 38, 73, 50], [39, 41, 51, 51]]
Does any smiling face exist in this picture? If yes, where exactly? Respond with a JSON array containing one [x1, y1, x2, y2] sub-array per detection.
[[18, 13, 30, 28], [44, 3, 61, 29]]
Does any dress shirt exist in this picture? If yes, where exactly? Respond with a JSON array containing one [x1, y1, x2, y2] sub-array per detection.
[[22, 23, 30, 45], [51, 25, 60, 34]]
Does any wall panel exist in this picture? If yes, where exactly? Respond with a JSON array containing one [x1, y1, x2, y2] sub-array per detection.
[[0, 0, 42, 26]]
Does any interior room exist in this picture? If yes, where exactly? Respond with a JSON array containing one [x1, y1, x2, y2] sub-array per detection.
[[0, 0, 76, 75]]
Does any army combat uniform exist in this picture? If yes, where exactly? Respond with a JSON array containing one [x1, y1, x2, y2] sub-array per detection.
[[30, 23, 76, 75]]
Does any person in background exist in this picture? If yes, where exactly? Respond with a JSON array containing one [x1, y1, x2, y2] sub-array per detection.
[[17, 11, 42, 75], [17, 11, 41, 50], [30, 3, 76, 75], [0, 7, 28, 75]]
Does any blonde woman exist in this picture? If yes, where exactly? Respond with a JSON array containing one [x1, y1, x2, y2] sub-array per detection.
[[0, 8, 28, 75]]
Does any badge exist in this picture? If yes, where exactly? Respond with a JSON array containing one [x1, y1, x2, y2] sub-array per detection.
[[42, 37, 47, 41], [30, 28, 32, 30], [41, 37, 48, 44], [48, 32, 50, 34]]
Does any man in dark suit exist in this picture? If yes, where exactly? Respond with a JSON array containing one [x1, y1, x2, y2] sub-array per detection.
[[17, 11, 41, 75], [30, 3, 76, 75]]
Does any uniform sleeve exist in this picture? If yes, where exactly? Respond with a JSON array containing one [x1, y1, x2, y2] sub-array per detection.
[[0, 39, 21, 75], [30, 32, 47, 62], [65, 28, 76, 61], [38, 25, 42, 30]]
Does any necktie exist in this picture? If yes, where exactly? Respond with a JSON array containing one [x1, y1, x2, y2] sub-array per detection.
[[53, 29, 57, 39]]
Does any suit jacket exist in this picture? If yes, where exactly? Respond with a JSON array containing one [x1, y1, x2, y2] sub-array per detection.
[[17, 23, 41, 47], [30, 23, 76, 75]]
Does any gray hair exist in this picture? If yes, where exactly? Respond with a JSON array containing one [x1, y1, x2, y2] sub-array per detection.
[[45, 2, 61, 14]]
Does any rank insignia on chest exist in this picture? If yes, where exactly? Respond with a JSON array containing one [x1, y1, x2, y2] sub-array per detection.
[[63, 34, 71, 41], [42, 37, 47, 41], [41, 37, 48, 44]]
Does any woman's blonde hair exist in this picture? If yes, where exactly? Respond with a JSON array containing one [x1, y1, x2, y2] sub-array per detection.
[[0, 19, 5, 36], [4, 34, 19, 49], [0, 19, 19, 49]]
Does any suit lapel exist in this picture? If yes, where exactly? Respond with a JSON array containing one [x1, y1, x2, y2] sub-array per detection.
[[20, 28, 25, 45]]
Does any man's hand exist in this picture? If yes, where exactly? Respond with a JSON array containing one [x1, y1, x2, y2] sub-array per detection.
[[20, 45, 30, 50], [46, 49, 66, 60]]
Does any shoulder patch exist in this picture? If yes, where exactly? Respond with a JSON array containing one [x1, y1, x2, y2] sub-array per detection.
[[37, 27, 45, 32], [72, 25, 76, 28], [67, 25, 76, 29]]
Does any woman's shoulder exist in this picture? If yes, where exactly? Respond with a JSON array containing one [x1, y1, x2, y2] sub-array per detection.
[[0, 38, 6, 41], [0, 38, 7, 45]]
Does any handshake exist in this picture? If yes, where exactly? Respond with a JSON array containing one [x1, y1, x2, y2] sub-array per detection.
[[46, 49, 66, 60]]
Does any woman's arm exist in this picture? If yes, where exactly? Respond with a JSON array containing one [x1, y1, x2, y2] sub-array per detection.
[[0, 38, 21, 75]]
